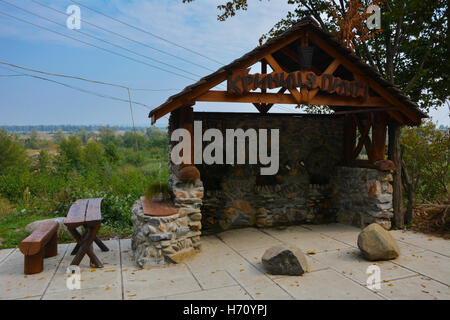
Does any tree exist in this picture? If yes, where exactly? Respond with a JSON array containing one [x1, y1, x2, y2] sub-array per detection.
[[105, 142, 120, 164], [58, 135, 83, 170], [401, 120, 449, 222], [0, 129, 26, 173], [82, 141, 105, 169], [26, 129, 39, 149], [183, 0, 449, 113], [36, 149, 51, 173], [53, 129, 65, 144]]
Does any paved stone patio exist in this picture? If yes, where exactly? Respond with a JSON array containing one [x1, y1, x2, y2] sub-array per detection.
[[0, 224, 448, 300]]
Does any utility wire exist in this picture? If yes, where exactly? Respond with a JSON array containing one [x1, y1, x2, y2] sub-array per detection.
[[69, 0, 224, 66], [0, 9, 198, 82], [0, 1, 203, 79], [0, 65, 152, 110], [0, 61, 180, 92], [31, 0, 216, 73]]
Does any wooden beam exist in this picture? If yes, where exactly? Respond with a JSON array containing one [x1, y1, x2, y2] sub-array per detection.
[[371, 112, 388, 162], [150, 30, 306, 123], [264, 54, 303, 104], [197, 90, 390, 107], [353, 116, 372, 159], [308, 32, 421, 125], [280, 47, 322, 74], [388, 120, 403, 227], [309, 59, 341, 100]]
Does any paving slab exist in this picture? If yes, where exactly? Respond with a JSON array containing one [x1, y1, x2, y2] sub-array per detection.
[[391, 250, 450, 285], [263, 226, 353, 253], [391, 230, 450, 257], [42, 284, 122, 300], [0, 225, 448, 300], [238, 245, 327, 279], [62, 240, 120, 269], [274, 268, 383, 300], [2, 243, 68, 268], [376, 275, 450, 300], [225, 262, 293, 300], [122, 263, 201, 300], [217, 228, 282, 252], [0, 248, 15, 264], [0, 260, 58, 300], [312, 248, 417, 285], [151, 286, 252, 300], [46, 262, 122, 294], [191, 270, 238, 290]]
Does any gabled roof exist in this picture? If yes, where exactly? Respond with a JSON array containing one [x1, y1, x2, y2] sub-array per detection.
[[149, 16, 427, 125]]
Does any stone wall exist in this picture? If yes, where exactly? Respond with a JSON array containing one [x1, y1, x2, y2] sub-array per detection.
[[330, 167, 394, 230], [131, 198, 202, 267], [192, 112, 345, 233]]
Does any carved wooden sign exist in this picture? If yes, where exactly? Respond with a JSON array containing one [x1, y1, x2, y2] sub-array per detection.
[[227, 69, 369, 100]]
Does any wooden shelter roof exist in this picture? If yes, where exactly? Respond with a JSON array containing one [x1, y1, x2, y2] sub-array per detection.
[[149, 16, 427, 126]]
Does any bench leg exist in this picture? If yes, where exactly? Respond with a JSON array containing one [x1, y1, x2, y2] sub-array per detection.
[[71, 225, 103, 268], [44, 232, 58, 258], [24, 251, 44, 275]]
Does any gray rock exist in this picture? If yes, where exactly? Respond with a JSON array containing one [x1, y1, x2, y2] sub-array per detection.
[[357, 223, 400, 261], [149, 233, 173, 242], [25, 217, 70, 236], [262, 244, 310, 276]]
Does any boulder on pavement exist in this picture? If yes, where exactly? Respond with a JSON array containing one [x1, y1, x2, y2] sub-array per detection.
[[262, 244, 310, 276], [357, 223, 400, 261], [25, 217, 68, 236]]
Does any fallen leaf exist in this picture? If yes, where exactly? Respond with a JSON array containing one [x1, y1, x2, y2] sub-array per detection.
[[105, 287, 110, 291], [306, 250, 316, 255], [387, 283, 393, 287]]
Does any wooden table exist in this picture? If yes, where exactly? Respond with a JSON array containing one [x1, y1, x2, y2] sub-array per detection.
[[64, 198, 109, 268]]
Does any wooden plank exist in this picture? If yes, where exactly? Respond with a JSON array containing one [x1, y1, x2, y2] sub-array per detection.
[[197, 90, 390, 107], [150, 30, 306, 123], [19, 220, 58, 256], [64, 199, 88, 228], [264, 54, 303, 104], [309, 58, 341, 101], [371, 112, 388, 162], [388, 120, 404, 227], [353, 116, 372, 159], [85, 198, 103, 226], [308, 32, 422, 125]]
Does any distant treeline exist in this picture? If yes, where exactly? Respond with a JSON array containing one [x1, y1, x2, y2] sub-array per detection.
[[1, 125, 167, 133]]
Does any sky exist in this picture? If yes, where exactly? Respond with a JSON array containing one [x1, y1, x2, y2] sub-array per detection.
[[0, 0, 448, 128]]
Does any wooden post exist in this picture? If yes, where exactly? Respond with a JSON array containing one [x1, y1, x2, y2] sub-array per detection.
[[388, 119, 403, 227], [178, 104, 194, 165], [371, 112, 388, 162]]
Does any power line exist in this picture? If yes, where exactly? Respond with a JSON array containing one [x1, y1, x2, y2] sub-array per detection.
[[0, 65, 152, 110], [0, 61, 180, 92], [69, 0, 224, 66], [0, 1, 203, 80], [0, 9, 198, 82], [31, 0, 216, 73]]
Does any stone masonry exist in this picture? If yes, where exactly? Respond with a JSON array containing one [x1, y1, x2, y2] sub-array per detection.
[[330, 167, 394, 230]]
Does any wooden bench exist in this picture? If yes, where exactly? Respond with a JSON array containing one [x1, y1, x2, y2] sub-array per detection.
[[64, 198, 109, 268], [19, 220, 59, 275]]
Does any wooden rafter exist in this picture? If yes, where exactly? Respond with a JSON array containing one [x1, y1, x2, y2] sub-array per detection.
[[308, 59, 341, 101], [197, 90, 390, 107], [264, 54, 304, 104], [353, 115, 372, 160], [308, 32, 421, 125]]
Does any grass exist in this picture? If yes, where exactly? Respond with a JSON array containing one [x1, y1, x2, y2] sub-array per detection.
[[0, 198, 132, 250]]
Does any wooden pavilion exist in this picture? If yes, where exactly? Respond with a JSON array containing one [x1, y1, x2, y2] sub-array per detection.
[[148, 16, 427, 228]]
